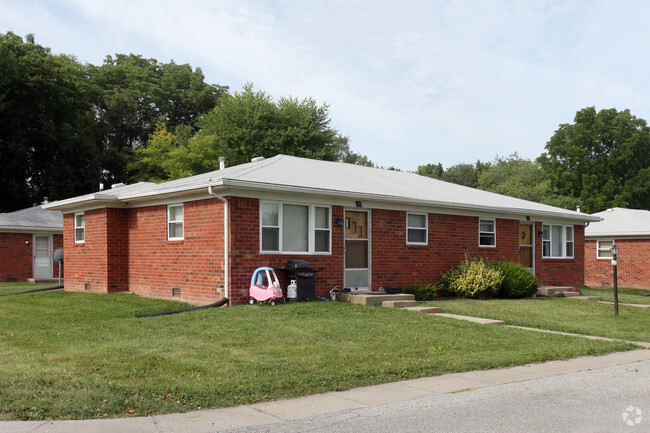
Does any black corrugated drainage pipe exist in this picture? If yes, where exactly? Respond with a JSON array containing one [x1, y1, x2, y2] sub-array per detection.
[[136, 297, 229, 318], [0, 285, 64, 297]]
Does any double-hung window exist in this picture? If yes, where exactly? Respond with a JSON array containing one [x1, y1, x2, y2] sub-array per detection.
[[479, 219, 496, 247], [406, 213, 428, 245], [597, 240, 614, 259], [260, 201, 331, 253], [74, 212, 85, 243], [168, 204, 184, 240], [542, 224, 574, 258]]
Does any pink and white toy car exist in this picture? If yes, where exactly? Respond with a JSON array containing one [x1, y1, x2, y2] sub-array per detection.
[[248, 267, 285, 306]]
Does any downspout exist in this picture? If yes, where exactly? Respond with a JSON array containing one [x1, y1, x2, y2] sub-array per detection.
[[208, 184, 229, 302]]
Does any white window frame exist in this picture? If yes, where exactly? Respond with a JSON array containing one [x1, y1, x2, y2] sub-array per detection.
[[478, 218, 496, 247], [314, 205, 331, 253], [597, 240, 614, 259], [167, 204, 184, 241], [259, 201, 332, 254], [406, 212, 428, 245], [542, 224, 574, 258], [74, 212, 85, 243]]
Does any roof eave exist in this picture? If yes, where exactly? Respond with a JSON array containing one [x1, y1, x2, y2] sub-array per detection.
[[218, 180, 600, 223]]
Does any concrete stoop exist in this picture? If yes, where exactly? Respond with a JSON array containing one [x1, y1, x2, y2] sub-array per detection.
[[381, 300, 418, 308], [537, 286, 581, 297], [337, 291, 502, 324], [337, 292, 415, 306]]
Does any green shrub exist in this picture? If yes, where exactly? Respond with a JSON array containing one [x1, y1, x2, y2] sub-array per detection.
[[440, 256, 503, 299], [404, 283, 439, 301], [489, 261, 539, 298]]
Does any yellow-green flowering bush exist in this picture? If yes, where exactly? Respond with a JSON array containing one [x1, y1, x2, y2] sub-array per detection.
[[440, 256, 503, 299]]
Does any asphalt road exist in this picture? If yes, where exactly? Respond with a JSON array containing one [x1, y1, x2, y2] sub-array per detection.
[[228, 360, 649, 433]]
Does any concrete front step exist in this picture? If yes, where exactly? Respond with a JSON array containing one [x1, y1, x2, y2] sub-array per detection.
[[537, 286, 581, 297], [382, 300, 418, 308], [337, 292, 415, 306], [431, 313, 505, 325]]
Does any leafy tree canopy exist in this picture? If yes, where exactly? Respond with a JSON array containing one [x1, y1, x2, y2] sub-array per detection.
[[477, 154, 579, 210], [0, 32, 101, 211], [130, 84, 360, 181], [87, 54, 227, 184], [539, 106, 650, 212]]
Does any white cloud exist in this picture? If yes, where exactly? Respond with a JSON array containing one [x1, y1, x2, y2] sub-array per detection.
[[2, 0, 650, 170]]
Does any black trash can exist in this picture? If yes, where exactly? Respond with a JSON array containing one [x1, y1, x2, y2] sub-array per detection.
[[278, 260, 322, 300]]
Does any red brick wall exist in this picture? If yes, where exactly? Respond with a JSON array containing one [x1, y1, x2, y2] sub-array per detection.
[[585, 238, 650, 290], [0, 232, 32, 281], [534, 222, 585, 286], [60, 196, 588, 304], [227, 197, 345, 305], [372, 211, 520, 287], [64, 209, 110, 292], [0, 232, 63, 281], [128, 199, 226, 304]]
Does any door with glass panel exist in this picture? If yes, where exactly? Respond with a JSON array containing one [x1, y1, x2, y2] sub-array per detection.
[[33, 234, 53, 279], [344, 210, 369, 289]]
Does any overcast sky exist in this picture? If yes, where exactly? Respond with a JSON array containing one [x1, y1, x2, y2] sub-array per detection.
[[2, 0, 649, 170]]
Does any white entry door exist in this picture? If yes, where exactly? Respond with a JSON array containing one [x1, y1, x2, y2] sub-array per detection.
[[344, 210, 370, 289], [33, 235, 53, 279]]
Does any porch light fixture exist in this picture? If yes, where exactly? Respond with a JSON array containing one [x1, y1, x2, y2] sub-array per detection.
[[610, 244, 619, 316], [538, 230, 544, 237], [355, 201, 362, 208], [336, 217, 344, 226]]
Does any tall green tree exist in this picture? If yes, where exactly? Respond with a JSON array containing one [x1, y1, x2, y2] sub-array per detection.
[[478, 154, 579, 209], [87, 54, 227, 184], [539, 107, 650, 212], [0, 32, 101, 212], [130, 84, 358, 180]]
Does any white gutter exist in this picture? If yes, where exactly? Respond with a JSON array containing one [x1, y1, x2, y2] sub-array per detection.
[[208, 185, 229, 302]]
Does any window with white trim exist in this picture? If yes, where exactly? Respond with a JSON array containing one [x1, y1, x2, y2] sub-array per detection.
[[542, 224, 574, 258], [168, 204, 184, 240], [479, 219, 496, 247], [74, 212, 85, 243], [406, 213, 427, 245], [597, 240, 614, 259], [260, 201, 331, 254], [314, 206, 331, 252]]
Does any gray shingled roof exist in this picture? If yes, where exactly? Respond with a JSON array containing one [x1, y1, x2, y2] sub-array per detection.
[[585, 208, 650, 238], [46, 154, 599, 222], [0, 205, 63, 232]]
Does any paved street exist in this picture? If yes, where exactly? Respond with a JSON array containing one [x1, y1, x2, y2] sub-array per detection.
[[229, 360, 650, 433]]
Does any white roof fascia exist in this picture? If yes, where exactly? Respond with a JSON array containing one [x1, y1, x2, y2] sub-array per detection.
[[215, 179, 600, 223], [0, 227, 63, 234]]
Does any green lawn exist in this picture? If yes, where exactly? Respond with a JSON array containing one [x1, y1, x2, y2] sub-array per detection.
[[423, 296, 650, 342], [0, 284, 637, 421], [580, 286, 650, 305]]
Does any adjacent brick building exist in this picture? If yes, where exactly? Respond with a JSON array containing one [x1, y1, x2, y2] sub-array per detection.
[[46, 155, 598, 305], [0, 204, 63, 281], [585, 208, 650, 290]]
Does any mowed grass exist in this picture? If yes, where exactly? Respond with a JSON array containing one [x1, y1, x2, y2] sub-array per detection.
[[423, 296, 650, 342], [580, 286, 650, 305], [0, 284, 636, 421]]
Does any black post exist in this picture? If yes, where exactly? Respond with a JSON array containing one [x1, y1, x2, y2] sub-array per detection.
[[613, 260, 619, 316], [611, 245, 620, 317]]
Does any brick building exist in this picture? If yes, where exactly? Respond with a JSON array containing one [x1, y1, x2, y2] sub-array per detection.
[[585, 208, 650, 290], [0, 204, 63, 281], [45, 155, 598, 305]]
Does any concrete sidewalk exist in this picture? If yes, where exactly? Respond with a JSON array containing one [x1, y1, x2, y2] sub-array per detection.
[[3, 349, 650, 433]]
